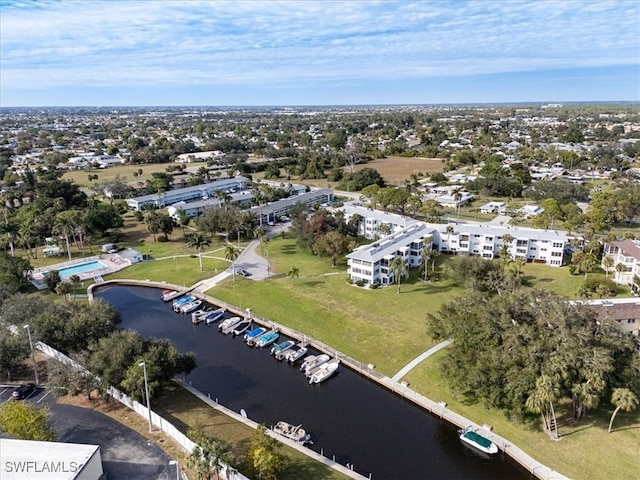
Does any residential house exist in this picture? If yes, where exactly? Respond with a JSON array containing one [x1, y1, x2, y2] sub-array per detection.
[[479, 201, 507, 215]]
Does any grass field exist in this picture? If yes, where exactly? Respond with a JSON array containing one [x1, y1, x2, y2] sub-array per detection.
[[61, 161, 210, 188], [404, 350, 640, 480]]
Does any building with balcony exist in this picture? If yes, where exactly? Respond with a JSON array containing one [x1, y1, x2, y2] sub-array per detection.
[[337, 205, 418, 239], [603, 240, 640, 294]]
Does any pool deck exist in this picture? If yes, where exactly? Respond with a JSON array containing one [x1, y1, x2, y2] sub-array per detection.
[[30, 254, 131, 290]]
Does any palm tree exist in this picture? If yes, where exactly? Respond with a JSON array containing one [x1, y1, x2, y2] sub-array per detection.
[[188, 233, 211, 271], [390, 256, 408, 294], [615, 262, 627, 282], [0, 220, 19, 257], [287, 266, 300, 284], [68, 275, 80, 300], [225, 244, 240, 282], [430, 248, 440, 276], [419, 246, 431, 281], [525, 375, 560, 439], [601, 255, 614, 278], [445, 225, 455, 252], [377, 223, 392, 238], [608, 388, 639, 433], [53, 214, 74, 261]]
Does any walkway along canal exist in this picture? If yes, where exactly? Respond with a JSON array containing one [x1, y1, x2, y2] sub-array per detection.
[[93, 281, 566, 480]]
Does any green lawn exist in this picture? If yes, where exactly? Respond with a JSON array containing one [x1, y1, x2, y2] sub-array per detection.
[[404, 350, 640, 480]]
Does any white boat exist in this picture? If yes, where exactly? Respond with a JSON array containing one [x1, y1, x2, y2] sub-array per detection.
[[254, 331, 280, 348], [301, 354, 330, 376], [244, 327, 267, 344], [231, 319, 252, 336], [309, 359, 339, 384], [203, 308, 226, 324], [458, 426, 499, 455], [180, 299, 202, 314], [272, 421, 312, 444], [161, 289, 178, 301], [191, 305, 213, 321], [271, 340, 295, 357], [285, 344, 308, 363], [220, 316, 242, 334], [172, 295, 195, 311]]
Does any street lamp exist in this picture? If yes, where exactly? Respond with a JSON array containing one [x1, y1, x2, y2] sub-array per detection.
[[138, 361, 153, 433], [168, 460, 179, 480], [23, 324, 39, 385]]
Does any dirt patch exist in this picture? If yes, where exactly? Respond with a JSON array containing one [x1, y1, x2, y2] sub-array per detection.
[[355, 156, 444, 184]]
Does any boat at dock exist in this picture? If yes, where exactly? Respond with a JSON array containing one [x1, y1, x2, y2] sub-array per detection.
[[301, 353, 330, 376], [161, 289, 178, 301], [172, 295, 195, 311], [231, 319, 252, 336], [272, 421, 312, 445], [271, 340, 295, 358], [219, 316, 242, 334], [244, 327, 267, 345], [458, 426, 498, 455], [309, 359, 340, 384], [191, 305, 214, 321], [204, 308, 226, 324], [285, 343, 308, 363], [180, 299, 203, 314], [254, 330, 280, 348]]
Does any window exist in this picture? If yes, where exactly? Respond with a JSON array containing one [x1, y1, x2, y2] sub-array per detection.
[[551, 252, 562, 257], [553, 242, 563, 248]]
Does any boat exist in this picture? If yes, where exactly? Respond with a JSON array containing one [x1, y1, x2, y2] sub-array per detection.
[[244, 327, 267, 344], [231, 319, 252, 336], [272, 421, 312, 445], [191, 305, 214, 321], [301, 353, 330, 376], [309, 359, 340, 384], [285, 343, 308, 363], [254, 330, 280, 348], [161, 289, 177, 301], [180, 299, 202, 314], [172, 295, 195, 311], [220, 316, 242, 334], [204, 308, 226, 324], [458, 426, 499, 455], [271, 340, 295, 357]]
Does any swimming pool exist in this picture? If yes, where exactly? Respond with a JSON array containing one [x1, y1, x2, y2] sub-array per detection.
[[49, 260, 107, 279]]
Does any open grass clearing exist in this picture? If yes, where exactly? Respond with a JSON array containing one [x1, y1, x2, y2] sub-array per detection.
[[404, 350, 640, 480], [61, 161, 209, 188], [354, 156, 444, 184]]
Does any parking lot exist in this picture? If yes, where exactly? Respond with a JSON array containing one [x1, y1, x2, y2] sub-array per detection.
[[0, 384, 52, 406]]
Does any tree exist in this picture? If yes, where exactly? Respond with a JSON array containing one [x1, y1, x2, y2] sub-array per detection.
[[248, 425, 286, 480], [420, 246, 431, 281], [188, 425, 235, 480], [69, 274, 80, 300], [225, 244, 240, 282], [313, 231, 350, 266], [53, 212, 75, 260], [287, 266, 299, 284], [390, 256, 408, 293], [0, 326, 30, 382], [144, 210, 162, 241], [608, 388, 639, 433], [188, 233, 211, 271], [525, 374, 560, 439], [0, 401, 57, 441], [602, 255, 614, 278]]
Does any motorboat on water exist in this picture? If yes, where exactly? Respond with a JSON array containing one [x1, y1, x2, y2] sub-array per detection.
[[254, 331, 280, 348], [272, 421, 312, 444], [219, 316, 242, 334], [458, 426, 498, 454], [309, 359, 340, 384], [204, 308, 226, 324], [191, 305, 214, 321], [271, 340, 295, 357], [244, 327, 267, 345], [285, 343, 308, 363], [172, 295, 195, 311], [180, 299, 203, 314], [301, 354, 330, 376], [161, 289, 178, 301], [231, 319, 252, 336]]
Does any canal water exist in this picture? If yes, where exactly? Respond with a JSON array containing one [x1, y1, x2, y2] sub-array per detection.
[[96, 285, 527, 480]]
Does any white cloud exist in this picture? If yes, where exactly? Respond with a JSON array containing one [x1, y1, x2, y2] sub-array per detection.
[[1, 0, 638, 90]]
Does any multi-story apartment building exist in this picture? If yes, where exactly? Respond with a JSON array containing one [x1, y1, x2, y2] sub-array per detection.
[[433, 223, 567, 266], [603, 240, 640, 294], [126, 176, 248, 211], [576, 298, 640, 336], [338, 205, 418, 239], [346, 223, 434, 287], [249, 189, 334, 224], [166, 191, 254, 219]]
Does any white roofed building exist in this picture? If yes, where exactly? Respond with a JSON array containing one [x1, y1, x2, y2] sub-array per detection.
[[337, 205, 418, 239]]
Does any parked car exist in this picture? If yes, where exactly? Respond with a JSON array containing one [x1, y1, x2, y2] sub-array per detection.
[[235, 269, 251, 277], [12, 383, 36, 400], [279, 215, 290, 222], [267, 221, 275, 226]]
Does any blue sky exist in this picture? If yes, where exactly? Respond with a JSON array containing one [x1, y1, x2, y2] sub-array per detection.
[[1, 0, 639, 106]]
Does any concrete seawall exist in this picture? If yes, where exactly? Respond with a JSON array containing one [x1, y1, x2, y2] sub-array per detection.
[[90, 280, 570, 480]]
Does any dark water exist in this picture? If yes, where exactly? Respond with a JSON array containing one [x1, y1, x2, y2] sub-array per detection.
[[96, 285, 527, 480]]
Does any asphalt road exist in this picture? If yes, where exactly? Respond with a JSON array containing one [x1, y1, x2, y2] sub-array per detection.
[[1, 385, 180, 479]]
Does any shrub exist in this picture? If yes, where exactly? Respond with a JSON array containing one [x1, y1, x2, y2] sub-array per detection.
[[356, 279, 364, 287], [157, 235, 168, 242], [370, 283, 379, 289]]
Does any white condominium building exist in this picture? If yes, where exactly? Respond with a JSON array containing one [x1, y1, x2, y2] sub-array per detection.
[[338, 205, 418, 239], [346, 223, 434, 287], [603, 240, 640, 294]]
